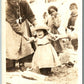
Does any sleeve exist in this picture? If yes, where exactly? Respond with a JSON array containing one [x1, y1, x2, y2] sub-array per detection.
[[6, 9, 23, 35], [24, 1, 36, 25]]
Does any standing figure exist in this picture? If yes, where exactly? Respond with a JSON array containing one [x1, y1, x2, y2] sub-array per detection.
[[28, 24, 61, 75], [47, 6, 62, 55], [43, 12, 48, 25], [6, 0, 36, 71], [67, 3, 78, 50]]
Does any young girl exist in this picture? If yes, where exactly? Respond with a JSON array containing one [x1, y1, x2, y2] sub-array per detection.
[[67, 3, 78, 50], [59, 37, 77, 68], [67, 3, 78, 31], [46, 6, 62, 55], [28, 24, 61, 75]]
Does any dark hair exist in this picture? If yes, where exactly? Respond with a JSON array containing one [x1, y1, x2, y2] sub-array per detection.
[[43, 29, 48, 36], [37, 29, 48, 36], [48, 6, 58, 15], [69, 3, 78, 10]]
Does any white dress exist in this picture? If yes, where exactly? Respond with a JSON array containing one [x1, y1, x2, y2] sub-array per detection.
[[32, 35, 61, 70]]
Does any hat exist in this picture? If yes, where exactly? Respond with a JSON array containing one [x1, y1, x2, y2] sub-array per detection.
[[32, 24, 50, 32]]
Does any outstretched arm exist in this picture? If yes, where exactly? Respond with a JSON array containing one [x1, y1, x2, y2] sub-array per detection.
[[47, 31, 68, 41], [23, 36, 36, 43]]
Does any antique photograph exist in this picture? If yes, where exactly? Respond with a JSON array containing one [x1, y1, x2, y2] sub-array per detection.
[[2, 0, 82, 84]]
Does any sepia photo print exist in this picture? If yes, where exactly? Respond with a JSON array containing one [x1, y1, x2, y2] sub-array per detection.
[[2, 0, 82, 84]]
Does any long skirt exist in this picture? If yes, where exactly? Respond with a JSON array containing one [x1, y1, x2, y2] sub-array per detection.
[[6, 20, 34, 60]]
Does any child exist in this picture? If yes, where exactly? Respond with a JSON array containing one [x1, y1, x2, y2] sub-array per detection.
[[59, 37, 78, 68], [28, 24, 61, 75], [67, 3, 78, 50], [46, 6, 62, 55], [67, 3, 78, 31], [43, 12, 48, 25]]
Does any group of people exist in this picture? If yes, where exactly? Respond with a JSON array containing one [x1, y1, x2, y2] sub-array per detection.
[[6, 0, 78, 76]]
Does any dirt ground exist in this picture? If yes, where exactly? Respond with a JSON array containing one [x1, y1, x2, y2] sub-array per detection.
[[6, 62, 78, 84]]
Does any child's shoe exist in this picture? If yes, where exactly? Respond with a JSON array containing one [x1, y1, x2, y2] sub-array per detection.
[[19, 63, 26, 72]]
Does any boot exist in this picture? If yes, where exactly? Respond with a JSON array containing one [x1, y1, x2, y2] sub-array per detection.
[[19, 62, 26, 72]]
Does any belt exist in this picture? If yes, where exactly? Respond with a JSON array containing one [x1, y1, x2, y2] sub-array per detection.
[[37, 42, 50, 46]]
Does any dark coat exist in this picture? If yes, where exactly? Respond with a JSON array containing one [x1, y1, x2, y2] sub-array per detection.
[[6, 0, 35, 35]]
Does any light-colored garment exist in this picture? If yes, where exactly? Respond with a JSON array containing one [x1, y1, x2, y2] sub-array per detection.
[[59, 38, 78, 65], [32, 35, 61, 70], [59, 49, 78, 65], [6, 21, 34, 60]]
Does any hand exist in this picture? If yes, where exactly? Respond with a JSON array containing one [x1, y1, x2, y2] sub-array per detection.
[[51, 34, 59, 41], [26, 37, 35, 43], [54, 36, 60, 41], [29, 37, 35, 41], [32, 20, 37, 27], [51, 15, 55, 20], [69, 26, 75, 31], [54, 35, 63, 41]]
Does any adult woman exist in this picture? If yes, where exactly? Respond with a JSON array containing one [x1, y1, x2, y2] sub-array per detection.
[[6, 0, 36, 71]]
